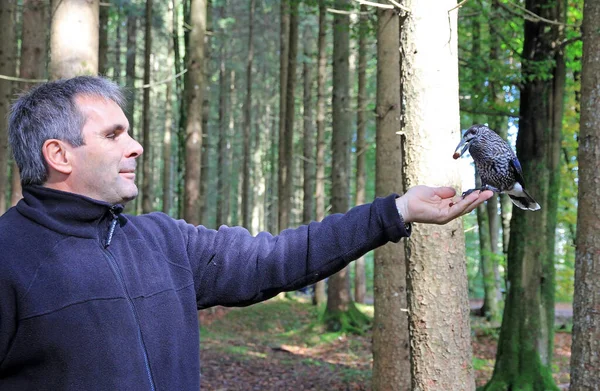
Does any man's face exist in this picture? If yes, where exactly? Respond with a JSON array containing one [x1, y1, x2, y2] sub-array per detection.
[[66, 95, 143, 205]]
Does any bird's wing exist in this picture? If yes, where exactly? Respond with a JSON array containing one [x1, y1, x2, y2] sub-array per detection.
[[510, 157, 526, 186]]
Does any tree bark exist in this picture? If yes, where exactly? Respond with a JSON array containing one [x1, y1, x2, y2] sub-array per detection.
[[50, 0, 99, 79], [313, 0, 327, 306], [302, 24, 314, 226], [324, 0, 368, 333], [182, 0, 206, 225], [400, 0, 475, 388], [278, 0, 290, 232], [216, 11, 230, 227], [371, 7, 410, 390], [570, 0, 600, 387], [141, 0, 153, 214], [162, 2, 176, 216], [0, 0, 17, 215], [353, 5, 368, 305], [114, 7, 122, 83], [10, 0, 48, 207], [98, 1, 109, 76], [483, 0, 561, 388], [242, 0, 256, 228]]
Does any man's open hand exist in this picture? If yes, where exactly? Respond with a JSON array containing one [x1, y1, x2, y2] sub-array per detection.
[[395, 186, 493, 225]]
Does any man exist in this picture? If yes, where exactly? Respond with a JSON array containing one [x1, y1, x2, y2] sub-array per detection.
[[0, 76, 491, 390]]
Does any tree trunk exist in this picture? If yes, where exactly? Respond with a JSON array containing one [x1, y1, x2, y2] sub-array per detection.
[[324, 0, 368, 333], [313, 0, 328, 306], [11, 0, 48, 207], [570, 0, 600, 387], [227, 70, 237, 226], [277, 0, 290, 232], [353, 5, 368, 305], [242, 0, 256, 228], [483, 0, 561, 389], [182, 0, 206, 225], [124, 10, 138, 214], [400, 1, 475, 388], [162, 2, 176, 216], [50, 0, 99, 79], [544, 0, 566, 367], [216, 15, 230, 227], [302, 24, 314, 226], [199, 0, 212, 225], [476, 174, 500, 322], [141, 0, 153, 214], [371, 7, 410, 390], [0, 0, 17, 215], [114, 7, 122, 83], [98, 1, 109, 76]]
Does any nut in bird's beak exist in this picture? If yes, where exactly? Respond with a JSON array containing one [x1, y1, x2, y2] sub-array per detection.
[[453, 138, 470, 159]]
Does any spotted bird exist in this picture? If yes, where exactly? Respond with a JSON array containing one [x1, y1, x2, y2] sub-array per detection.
[[453, 124, 541, 211]]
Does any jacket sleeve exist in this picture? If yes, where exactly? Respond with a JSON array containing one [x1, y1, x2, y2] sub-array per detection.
[[183, 194, 410, 309]]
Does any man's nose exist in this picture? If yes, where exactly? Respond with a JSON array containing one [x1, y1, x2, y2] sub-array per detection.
[[126, 135, 143, 158]]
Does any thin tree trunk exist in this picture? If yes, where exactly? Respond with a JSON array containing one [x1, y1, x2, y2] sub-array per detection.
[[313, 0, 327, 306], [216, 13, 229, 226], [277, 0, 290, 232], [353, 5, 368, 305], [50, 0, 99, 79], [124, 11, 138, 214], [242, 0, 256, 228], [162, 2, 176, 216], [324, 0, 368, 333], [371, 7, 409, 390], [400, 0, 475, 388], [11, 0, 48, 207], [543, 0, 566, 367], [0, 0, 17, 215], [141, 0, 153, 214], [114, 8, 122, 83], [302, 24, 314, 226], [199, 0, 212, 225], [98, 1, 109, 76], [476, 173, 500, 322], [570, 0, 600, 387], [227, 70, 236, 225], [183, 0, 206, 225]]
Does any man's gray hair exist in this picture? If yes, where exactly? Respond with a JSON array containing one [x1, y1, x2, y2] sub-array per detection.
[[8, 76, 125, 186]]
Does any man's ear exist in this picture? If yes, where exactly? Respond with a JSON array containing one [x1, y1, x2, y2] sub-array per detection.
[[42, 139, 72, 175]]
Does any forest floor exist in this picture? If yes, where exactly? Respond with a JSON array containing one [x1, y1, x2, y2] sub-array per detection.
[[199, 299, 572, 390]]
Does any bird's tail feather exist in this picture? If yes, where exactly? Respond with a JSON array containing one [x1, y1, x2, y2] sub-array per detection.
[[508, 189, 541, 211]]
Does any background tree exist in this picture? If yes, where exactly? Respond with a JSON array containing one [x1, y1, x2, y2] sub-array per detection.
[[0, 0, 17, 215], [50, 0, 99, 79], [353, 5, 368, 305], [242, 0, 256, 228], [570, 0, 600, 387], [324, 0, 369, 332], [313, 0, 328, 306], [141, 0, 153, 213], [183, 0, 206, 225], [371, 5, 410, 390], [484, 0, 565, 388], [400, 0, 475, 388]]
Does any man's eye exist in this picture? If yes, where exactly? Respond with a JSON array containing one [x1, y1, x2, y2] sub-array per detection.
[[106, 133, 117, 139]]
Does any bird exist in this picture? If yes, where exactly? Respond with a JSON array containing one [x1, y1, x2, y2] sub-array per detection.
[[453, 124, 541, 211]]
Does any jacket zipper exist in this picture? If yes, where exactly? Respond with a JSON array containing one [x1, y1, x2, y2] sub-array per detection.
[[101, 245, 157, 391]]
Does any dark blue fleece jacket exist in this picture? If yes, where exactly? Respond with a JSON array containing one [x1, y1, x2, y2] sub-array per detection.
[[0, 186, 410, 390]]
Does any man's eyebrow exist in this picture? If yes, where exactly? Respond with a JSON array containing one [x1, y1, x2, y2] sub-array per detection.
[[102, 124, 129, 133]]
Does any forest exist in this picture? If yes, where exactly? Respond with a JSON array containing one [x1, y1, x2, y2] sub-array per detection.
[[0, 0, 598, 390]]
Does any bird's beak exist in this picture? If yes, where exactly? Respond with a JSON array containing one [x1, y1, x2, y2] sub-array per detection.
[[453, 138, 470, 159]]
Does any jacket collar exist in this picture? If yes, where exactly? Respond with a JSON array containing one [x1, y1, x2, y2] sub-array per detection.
[[17, 185, 125, 240]]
